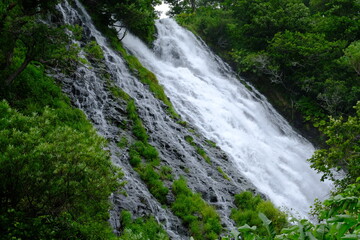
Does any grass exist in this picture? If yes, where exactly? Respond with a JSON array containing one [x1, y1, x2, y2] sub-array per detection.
[[217, 167, 231, 181], [119, 211, 169, 240], [205, 139, 217, 148], [171, 177, 222, 240], [117, 136, 128, 148]]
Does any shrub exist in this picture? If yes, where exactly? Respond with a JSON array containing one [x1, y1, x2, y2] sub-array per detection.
[[0, 101, 121, 239], [172, 177, 222, 240], [119, 211, 169, 240], [231, 191, 288, 236], [84, 41, 104, 61]]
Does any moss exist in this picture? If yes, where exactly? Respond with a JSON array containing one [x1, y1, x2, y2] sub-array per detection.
[[217, 167, 231, 181], [185, 135, 195, 145], [177, 120, 188, 127], [117, 136, 128, 149], [205, 139, 217, 148], [108, 82, 131, 102]]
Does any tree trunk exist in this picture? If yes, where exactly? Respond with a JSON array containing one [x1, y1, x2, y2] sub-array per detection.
[[190, 0, 196, 12], [5, 57, 31, 86]]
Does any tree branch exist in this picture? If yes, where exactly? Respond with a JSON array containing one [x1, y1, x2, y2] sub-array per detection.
[[5, 56, 32, 85]]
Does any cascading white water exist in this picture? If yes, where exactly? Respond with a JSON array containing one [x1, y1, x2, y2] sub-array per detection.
[[122, 18, 332, 218]]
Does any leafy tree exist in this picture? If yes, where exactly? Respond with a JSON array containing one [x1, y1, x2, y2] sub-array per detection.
[[165, 0, 197, 15], [309, 0, 360, 41], [0, 0, 71, 86], [0, 101, 122, 239], [343, 41, 360, 75], [82, 0, 160, 43], [223, 0, 311, 50], [309, 102, 360, 188]]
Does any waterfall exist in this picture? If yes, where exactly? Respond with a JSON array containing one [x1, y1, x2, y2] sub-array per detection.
[[56, 0, 333, 237], [56, 1, 263, 239], [121, 18, 332, 218]]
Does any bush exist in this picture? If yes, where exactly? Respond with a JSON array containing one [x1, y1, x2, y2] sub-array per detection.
[[84, 41, 104, 61], [0, 101, 121, 239], [172, 177, 222, 240], [119, 211, 169, 240], [231, 191, 288, 236]]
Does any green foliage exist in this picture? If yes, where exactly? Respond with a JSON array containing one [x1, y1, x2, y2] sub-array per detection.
[[224, 0, 311, 50], [309, 102, 360, 188], [117, 136, 129, 148], [172, 177, 222, 240], [230, 191, 288, 237], [138, 164, 169, 203], [176, 7, 234, 52], [81, 0, 160, 44], [224, 181, 360, 240], [205, 139, 217, 148], [119, 211, 169, 240], [343, 41, 360, 75], [84, 40, 104, 61], [0, 0, 79, 86], [108, 83, 131, 101], [160, 166, 174, 180], [0, 101, 122, 239], [66, 24, 83, 41]]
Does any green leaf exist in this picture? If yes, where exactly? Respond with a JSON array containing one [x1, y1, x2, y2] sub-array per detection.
[[259, 212, 275, 239], [238, 224, 257, 232]]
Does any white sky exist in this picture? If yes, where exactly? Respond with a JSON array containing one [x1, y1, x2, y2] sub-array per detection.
[[155, 2, 170, 19]]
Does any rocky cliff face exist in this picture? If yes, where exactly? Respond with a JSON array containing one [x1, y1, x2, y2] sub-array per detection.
[[55, 1, 255, 238]]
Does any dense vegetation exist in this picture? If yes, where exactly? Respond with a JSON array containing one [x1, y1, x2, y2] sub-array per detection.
[[172, 177, 222, 240], [0, 0, 160, 238], [230, 191, 288, 236], [0, 58, 123, 239], [80, 0, 160, 44]]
